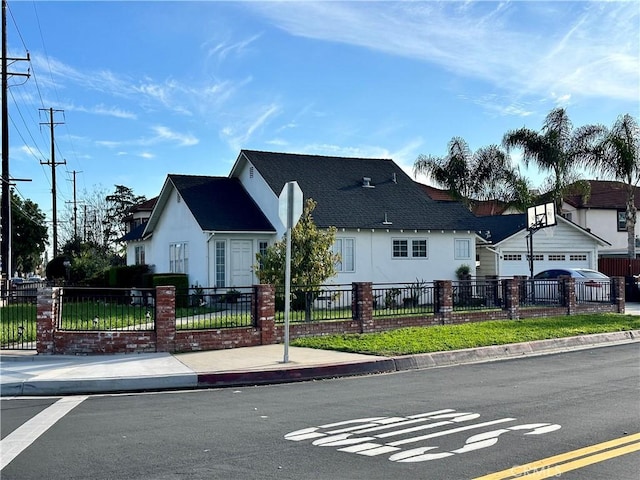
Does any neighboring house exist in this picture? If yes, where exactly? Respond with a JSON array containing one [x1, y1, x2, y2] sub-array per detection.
[[128, 150, 481, 288], [416, 184, 519, 216], [562, 180, 639, 258], [474, 214, 609, 278], [121, 197, 157, 266]]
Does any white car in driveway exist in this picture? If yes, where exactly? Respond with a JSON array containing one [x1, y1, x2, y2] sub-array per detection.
[[532, 268, 611, 303]]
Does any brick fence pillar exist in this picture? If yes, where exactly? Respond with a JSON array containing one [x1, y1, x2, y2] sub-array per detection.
[[155, 285, 176, 352], [563, 277, 576, 315], [36, 287, 57, 354], [504, 278, 520, 319], [353, 282, 373, 333], [255, 284, 276, 345], [435, 280, 452, 324]]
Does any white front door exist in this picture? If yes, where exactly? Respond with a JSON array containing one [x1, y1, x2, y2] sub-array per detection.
[[230, 240, 253, 287]]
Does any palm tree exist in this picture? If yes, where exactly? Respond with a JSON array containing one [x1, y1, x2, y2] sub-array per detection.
[[502, 108, 603, 213], [581, 114, 639, 258], [414, 137, 520, 211]]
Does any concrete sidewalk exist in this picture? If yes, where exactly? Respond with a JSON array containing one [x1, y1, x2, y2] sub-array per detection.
[[2, 330, 638, 397]]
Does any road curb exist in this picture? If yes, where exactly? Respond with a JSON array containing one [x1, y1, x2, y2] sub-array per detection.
[[196, 331, 639, 388], [392, 330, 639, 371], [197, 359, 398, 388]]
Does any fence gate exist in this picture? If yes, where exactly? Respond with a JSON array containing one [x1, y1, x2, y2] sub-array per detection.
[[1, 284, 38, 350]]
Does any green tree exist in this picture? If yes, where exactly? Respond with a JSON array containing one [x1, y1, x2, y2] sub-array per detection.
[[413, 137, 529, 211], [581, 114, 639, 258], [103, 185, 147, 254], [11, 191, 48, 275], [502, 107, 602, 212], [255, 199, 340, 319]]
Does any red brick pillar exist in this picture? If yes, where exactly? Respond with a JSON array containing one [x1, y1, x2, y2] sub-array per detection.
[[435, 280, 452, 324], [504, 278, 520, 319], [155, 286, 176, 352], [563, 277, 576, 314], [36, 287, 57, 354], [255, 284, 276, 345], [353, 282, 373, 333]]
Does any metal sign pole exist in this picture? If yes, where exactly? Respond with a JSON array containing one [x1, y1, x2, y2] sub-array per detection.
[[283, 182, 294, 363]]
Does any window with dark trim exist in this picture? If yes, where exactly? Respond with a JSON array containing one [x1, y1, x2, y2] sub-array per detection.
[[618, 210, 627, 231]]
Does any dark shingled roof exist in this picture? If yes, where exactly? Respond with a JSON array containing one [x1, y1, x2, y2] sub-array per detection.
[[240, 150, 477, 230], [169, 175, 275, 232], [120, 222, 147, 242], [473, 214, 528, 244]]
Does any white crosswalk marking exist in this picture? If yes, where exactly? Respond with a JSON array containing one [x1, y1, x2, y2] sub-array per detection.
[[1, 395, 88, 471]]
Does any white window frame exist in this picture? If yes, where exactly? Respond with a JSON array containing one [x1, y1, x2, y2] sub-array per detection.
[[215, 240, 226, 288], [334, 238, 355, 272], [454, 238, 471, 260], [134, 245, 145, 265], [393, 238, 428, 259], [169, 242, 189, 273]]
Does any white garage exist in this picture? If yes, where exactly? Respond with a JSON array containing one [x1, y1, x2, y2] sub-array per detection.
[[475, 215, 608, 278]]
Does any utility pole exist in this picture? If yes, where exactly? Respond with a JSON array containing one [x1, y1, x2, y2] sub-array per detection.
[[1, 0, 30, 280], [40, 108, 65, 258], [66, 170, 82, 240]]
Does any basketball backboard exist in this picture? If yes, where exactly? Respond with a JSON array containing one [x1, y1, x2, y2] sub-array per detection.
[[527, 202, 556, 231]]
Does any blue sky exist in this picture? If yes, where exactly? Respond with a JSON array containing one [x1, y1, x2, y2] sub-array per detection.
[[4, 0, 639, 227]]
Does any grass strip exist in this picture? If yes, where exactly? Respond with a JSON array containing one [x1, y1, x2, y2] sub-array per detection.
[[290, 313, 640, 356]]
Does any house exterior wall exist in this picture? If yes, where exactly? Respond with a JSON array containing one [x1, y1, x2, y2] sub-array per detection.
[[333, 229, 476, 284], [562, 203, 632, 256], [234, 160, 285, 236], [125, 239, 153, 268], [150, 187, 209, 287]]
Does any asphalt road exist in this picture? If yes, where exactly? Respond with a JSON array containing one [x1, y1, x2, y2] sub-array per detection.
[[2, 343, 639, 480]]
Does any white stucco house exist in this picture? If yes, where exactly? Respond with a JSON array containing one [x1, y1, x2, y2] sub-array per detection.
[[561, 180, 639, 258], [125, 150, 481, 288], [473, 214, 610, 278]]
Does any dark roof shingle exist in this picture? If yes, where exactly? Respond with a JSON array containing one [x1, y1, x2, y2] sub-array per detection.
[[169, 175, 275, 232], [240, 150, 477, 230]]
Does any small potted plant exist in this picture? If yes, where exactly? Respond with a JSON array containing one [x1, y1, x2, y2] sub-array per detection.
[[455, 264, 471, 281]]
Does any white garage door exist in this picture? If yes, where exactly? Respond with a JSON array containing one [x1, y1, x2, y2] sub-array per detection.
[[500, 252, 591, 277]]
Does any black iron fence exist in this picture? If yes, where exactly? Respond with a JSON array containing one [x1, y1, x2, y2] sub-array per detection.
[[372, 281, 436, 317], [453, 278, 504, 311], [1, 280, 50, 349], [59, 287, 156, 331], [1, 290, 37, 350], [176, 286, 254, 329], [14, 276, 620, 343], [274, 284, 353, 323]]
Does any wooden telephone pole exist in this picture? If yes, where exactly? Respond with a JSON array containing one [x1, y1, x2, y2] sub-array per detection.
[[40, 107, 66, 258], [1, 0, 30, 280]]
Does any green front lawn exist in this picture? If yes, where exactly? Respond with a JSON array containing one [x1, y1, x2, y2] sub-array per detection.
[[290, 313, 640, 356]]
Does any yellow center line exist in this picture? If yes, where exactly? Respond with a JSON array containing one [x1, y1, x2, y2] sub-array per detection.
[[520, 442, 640, 480], [472, 432, 640, 480]]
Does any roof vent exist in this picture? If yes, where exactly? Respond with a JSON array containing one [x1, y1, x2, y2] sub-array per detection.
[[362, 177, 374, 188], [392, 172, 397, 184], [382, 212, 392, 225]]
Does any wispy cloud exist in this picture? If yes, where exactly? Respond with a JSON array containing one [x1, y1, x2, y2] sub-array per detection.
[[221, 103, 280, 150], [149, 126, 199, 147], [248, 1, 639, 108], [96, 126, 198, 149], [205, 33, 262, 62]]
